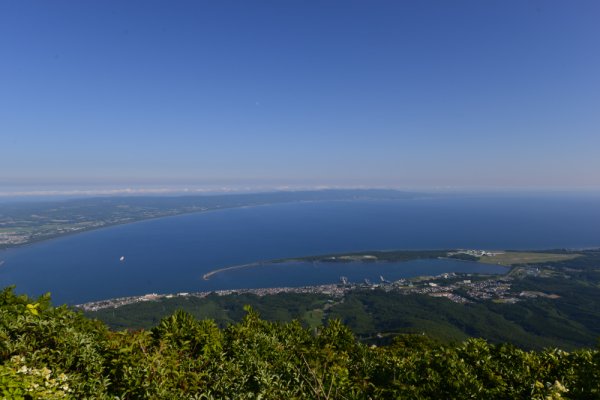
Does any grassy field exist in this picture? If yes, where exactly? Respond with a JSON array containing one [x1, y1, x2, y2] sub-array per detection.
[[476, 252, 580, 266], [303, 309, 325, 329]]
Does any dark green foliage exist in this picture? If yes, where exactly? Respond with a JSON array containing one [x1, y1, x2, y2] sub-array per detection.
[[0, 286, 110, 397], [1, 286, 600, 399], [90, 292, 332, 331], [330, 290, 600, 349], [92, 285, 600, 350], [152, 310, 223, 358]]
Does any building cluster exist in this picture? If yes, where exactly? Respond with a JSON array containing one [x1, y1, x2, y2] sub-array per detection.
[[76, 284, 350, 312], [0, 221, 107, 247], [75, 293, 176, 312], [450, 249, 504, 257], [0, 232, 29, 246], [381, 275, 518, 304], [464, 279, 514, 301], [77, 266, 561, 312]]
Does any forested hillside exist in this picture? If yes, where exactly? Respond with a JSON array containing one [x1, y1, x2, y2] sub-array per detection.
[[89, 250, 600, 351], [1, 287, 599, 399]]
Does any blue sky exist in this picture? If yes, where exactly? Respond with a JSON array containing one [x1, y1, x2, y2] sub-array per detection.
[[1, 1, 599, 194]]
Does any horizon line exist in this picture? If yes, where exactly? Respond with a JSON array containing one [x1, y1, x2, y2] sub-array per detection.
[[1, 185, 600, 199]]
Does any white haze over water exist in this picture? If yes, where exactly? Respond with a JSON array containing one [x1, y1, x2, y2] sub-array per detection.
[[2, 184, 600, 202]]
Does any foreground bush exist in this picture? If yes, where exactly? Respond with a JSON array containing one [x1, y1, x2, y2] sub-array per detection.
[[1, 287, 599, 399]]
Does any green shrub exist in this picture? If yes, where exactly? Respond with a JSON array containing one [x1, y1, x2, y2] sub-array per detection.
[[1, 286, 599, 399]]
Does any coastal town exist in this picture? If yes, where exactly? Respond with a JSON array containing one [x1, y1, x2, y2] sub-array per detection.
[[76, 263, 558, 312]]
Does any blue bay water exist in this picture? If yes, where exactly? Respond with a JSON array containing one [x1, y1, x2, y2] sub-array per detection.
[[213, 259, 506, 288], [1, 194, 600, 304]]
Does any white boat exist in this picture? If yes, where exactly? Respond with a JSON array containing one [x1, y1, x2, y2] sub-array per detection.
[[119, 256, 125, 262]]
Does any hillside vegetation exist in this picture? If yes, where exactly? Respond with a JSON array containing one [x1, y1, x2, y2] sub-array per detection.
[[1, 287, 599, 399], [89, 250, 600, 351]]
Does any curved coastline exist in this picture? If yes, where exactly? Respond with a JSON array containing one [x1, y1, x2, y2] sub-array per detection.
[[202, 262, 266, 280], [66, 248, 590, 307], [5, 194, 597, 306], [0, 195, 414, 252], [200, 250, 447, 280], [200, 256, 500, 281], [199, 248, 579, 281], [0, 200, 333, 253]]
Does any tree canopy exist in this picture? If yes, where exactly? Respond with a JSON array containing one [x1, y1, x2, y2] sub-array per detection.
[[1, 287, 599, 399]]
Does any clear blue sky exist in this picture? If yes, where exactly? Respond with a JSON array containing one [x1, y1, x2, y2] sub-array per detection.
[[1, 1, 599, 193]]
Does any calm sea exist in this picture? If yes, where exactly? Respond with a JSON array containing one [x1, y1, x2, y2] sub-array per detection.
[[1, 194, 599, 304]]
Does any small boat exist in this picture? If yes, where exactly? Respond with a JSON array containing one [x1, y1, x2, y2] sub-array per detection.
[[119, 256, 125, 262]]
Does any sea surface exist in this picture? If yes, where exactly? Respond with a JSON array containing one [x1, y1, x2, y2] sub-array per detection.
[[1, 194, 600, 304]]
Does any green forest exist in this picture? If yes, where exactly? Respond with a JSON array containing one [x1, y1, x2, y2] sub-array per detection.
[[1, 286, 599, 399], [90, 250, 600, 351]]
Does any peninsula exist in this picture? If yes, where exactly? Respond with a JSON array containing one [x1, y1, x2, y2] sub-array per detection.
[[200, 249, 579, 280]]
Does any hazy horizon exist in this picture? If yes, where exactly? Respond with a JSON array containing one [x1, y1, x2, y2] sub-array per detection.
[[2, 184, 600, 203]]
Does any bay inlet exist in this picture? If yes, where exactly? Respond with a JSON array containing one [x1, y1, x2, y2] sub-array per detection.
[[1, 195, 600, 304]]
